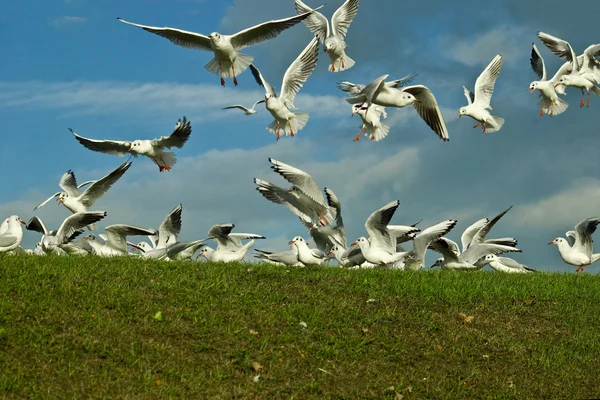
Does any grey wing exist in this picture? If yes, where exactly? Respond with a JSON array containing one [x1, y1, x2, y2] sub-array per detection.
[[387, 72, 418, 89], [337, 81, 366, 96], [0, 235, 18, 247], [429, 238, 460, 263], [208, 224, 236, 248], [152, 116, 192, 149], [223, 105, 250, 112], [117, 18, 212, 51], [470, 206, 513, 246], [269, 158, 326, 207], [331, 0, 360, 39], [56, 211, 107, 243], [33, 192, 62, 211], [59, 170, 82, 196], [461, 218, 488, 252], [364, 200, 399, 251], [581, 44, 600, 72], [249, 64, 277, 97], [497, 257, 527, 270], [230, 9, 318, 50], [413, 220, 458, 261], [69, 128, 131, 156], [105, 224, 158, 251], [463, 86, 475, 105], [26, 216, 49, 235], [166, 239, 206, 258], [361, 75, 389, 106], [461, 243, 521, 264], [254, 178, 315, 222], [485, 237, 518, 248], [537, 32, 577, 67], [311, 248, 326, 259], [79, 160, 132, 208], [574, 217, 600, 255], [280, 37, 320, 108], [294, 0, 329, 42], [550, 60, 575, 92], [530, 43, 546, 80], [157, 204, 183, 249], [324, 187, 343, 227], [402, 85, 449, 142]]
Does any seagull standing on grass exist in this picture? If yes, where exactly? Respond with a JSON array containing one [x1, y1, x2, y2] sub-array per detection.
[[222, 100, 265, 115], [459, 54, 504, 133], [484, 255, 535, 273], [289, 236, 326, 265], [84, 225, 158, 257], [549, 217, 600, 273], [294, 0, 360, 72], [0, 216, 26, 253], [117, 9, 319, 86], [69, 117, 192, 172], [131, 204, 182, 260], [249, 37, 320, 140], [197, 224, 265, 262]]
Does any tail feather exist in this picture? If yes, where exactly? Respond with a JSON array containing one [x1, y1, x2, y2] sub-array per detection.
[[551, 97, 568, 116], [592, 86, 600, 96], [591, 253, 600, 263], [370, 122, 390, 142], [156, 151, 177, 167], [330, 53, 355, 73], [266, 113, 310, 137], [484, 115, 505, 133], [205, 53, 254, 78]]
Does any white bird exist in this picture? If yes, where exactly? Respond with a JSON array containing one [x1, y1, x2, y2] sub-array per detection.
[[117, 10, 318, 86], [0, 218, 8, 235], [26, 212, 107, 254], [255, 247, 303, 267], [132, 204, 182, 259], [537, 32, 600, 108], [338, 74, 449, 141], [166, 240, 207, 261], [328, 237, 376, 268], [549, 217, 600, 273], [529, 43, 572, 117], [0, 216, 26, 253], [84, 225, 158, 257], [198, 224, 265, 263], [59, 235, 95, 256], [69, 116, 192, 172], [222, 100, 266, 115], [52, 161, 132, 230], [403, 219, 458, 270], [350, 200, 412, 268], [459, 54, 504, 133], [288, 236, 326, 265], [351, 103, 389, 142], [294, 0, 360, 72], [484, 254, 535, 273], [431, 237, 521, 270], [33, 169, 96, 211], [249, 37, 320, 140], [297, 187, 346, 253]]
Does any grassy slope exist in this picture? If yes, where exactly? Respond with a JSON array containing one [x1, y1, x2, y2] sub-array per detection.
[[1, 255, 599, 399]]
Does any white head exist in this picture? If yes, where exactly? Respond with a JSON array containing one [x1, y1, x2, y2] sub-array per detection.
[[132, 242, 152, 253], [324, 39, 337, 53], [556, 76, 570, 86], [57, 192, 68, 205], [548, 237, 568, 247], [458, 106, 468, 118], [484, 254, 499, 262], [196, 246, 214, 259], [351, 237, 369, 251], [288, 236, 307, 250], [129, 140, 148, 154], [400, 92, 418, 104], [351, 104, 366, 117], [7, 215, 26, 230], [529, 81, 540, 94], [208, 32, 222, 42], [429, 257, 444, 268]]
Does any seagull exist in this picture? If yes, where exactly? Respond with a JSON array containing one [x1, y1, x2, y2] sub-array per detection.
[[116, 9, 318, 86], [351, 104, 389, 142], [459, 54, 504, 133], [430, 237, 521, 270], [403, 219, 458, 270], [298, 187, 346, 253], [254, 247, 303, 267], [350, 200, 412, 268], [294, 0, 360, 72], [328, 236, 377, 268], [289, 236, 326, 265], [69, 116, 192, 172], [51, 160, 132, 230], [166, 240, 208, 261], [0, 216, 26, 253], [461, 206, 514, 251], [338, 74, 449, 141], [33, 169, 96, 211], [26, 212, 107, 254], [58, 235, 95, 256], [268, 158, 334, 225], [249, 37, 320, 140], [222, 100, 266, 115], [132, 204, 182, 259], [484, 255, 535, 273], [529, 43, 572, 117], [0, 218, 8, 235], [198, 224, 265, 262], [549, 217, 600, 273], [84, 225, 158, 257], [537, 32, 600, 108]]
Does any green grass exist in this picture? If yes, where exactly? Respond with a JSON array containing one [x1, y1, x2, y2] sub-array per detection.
[[1, 255, 600, 399]]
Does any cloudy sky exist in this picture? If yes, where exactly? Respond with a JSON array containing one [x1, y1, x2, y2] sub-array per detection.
[[2, 0, 599, 271]]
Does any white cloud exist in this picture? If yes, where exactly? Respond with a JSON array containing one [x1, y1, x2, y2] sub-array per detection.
[[50, 16, 87, 28], [0, 80, 348, 121], [513, 177, 600, 229]]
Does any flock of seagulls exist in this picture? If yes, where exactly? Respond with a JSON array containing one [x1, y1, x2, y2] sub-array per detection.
[[2, 1, 600, 274]]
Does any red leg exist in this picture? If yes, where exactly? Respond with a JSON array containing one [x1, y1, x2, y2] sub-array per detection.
[[371, 127, 375, 140], [288, 120, 295, 137], [232, 65, 238, 86], [587, 91, 591, 107], [159, 157, 172, 171], [482, 123, 487, 133], [580, 90, 585, 107], [473, 123, 481, 129], [341, 57, 345, 69], [276, 122, 281, 141], [219, 62, 225, 86], [550, 103, 554, 117], [353, 127, 364, 142], [576, 265, 587, 273], [331, 62, 335, 72]]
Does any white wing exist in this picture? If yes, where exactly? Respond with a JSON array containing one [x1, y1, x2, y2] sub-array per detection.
[[222, 105, 251, 113], [573, 217, 600, 256], [70, 128, 131, 157], [269, 158, 327, 208], [402, 85, 449, 141], [254, 178, 315, 223], [78, 160, 132, 208], [33, 192, 62, 211], [530, 43, 547, 80], [470, 206, 513, 246], [473, 54, 502, 109], [463, 86, 475, 105], [117, 18, 212, 51], [412, 220, 458, 261], [461, 218, 488, 252], [280, 37, 320, 109], [152, 116, 192, 149], [249, 64, 277, 97], [537, 32, 578, 69], [55, 211, 107, 243], [331, 0, 360, 39], [105, 224, 157, 252], [364, 200, 399, 252], [294, 0, 330, 42], [229, 10, 317, 51], [157, 204, 182, 249], [460, 243, 521, 264]]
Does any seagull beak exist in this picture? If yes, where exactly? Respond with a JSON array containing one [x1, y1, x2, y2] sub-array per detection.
[[529, 87, 535, 94], [288, 240, 296, 245], [326, 249, 333, 256], [19, 219, 26, 225], [413, 99, 420, 103], [548, 240, 556, 245], [128, 147, 133, 152], [458, 113, 462, 118], [286, 189, 292, 193], [351, 241, 358, 246], [554, 83, 560, 88], [208, 35, 213, 39], [82, 237, 88, 241], [57, 198, 63, 204]]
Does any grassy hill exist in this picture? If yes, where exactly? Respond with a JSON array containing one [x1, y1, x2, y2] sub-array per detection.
[[1, 254, 599, 399]]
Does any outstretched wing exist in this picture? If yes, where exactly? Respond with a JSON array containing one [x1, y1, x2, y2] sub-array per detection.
[[280, 37, 320, 109], [152, 116, 192, 149], [117, 18, 212, 51], [294, 0, 329, 43], [473, 54, 502, 109], [331, 0, 360, 39], [402, 85, 449, 142], [78, 160, 132, 208], [530, 43, 547, 80], [69, 128, 131, 156], [269, 158, 327, 208], [249, 64, 277, 97]]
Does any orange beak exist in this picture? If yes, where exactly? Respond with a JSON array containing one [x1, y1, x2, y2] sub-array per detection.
[[57, 198, 63, 204], [82, 237, 88, 241], [554, 83, 560, 88], [19, 219, 26, 225], [208, 35, 213, 39], [287, 189, 292, 193], [548, 240, 556, 245], [413, 99, 420, 103], [326, 249, 333, 256], [288, 240, 296, 245], [128, 147, 133, 152], [351, 241, 358, 246], [529, 87, 535, 94]]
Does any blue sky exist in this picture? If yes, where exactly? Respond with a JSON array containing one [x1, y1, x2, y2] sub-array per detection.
[[2, 0, 600, 271]]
